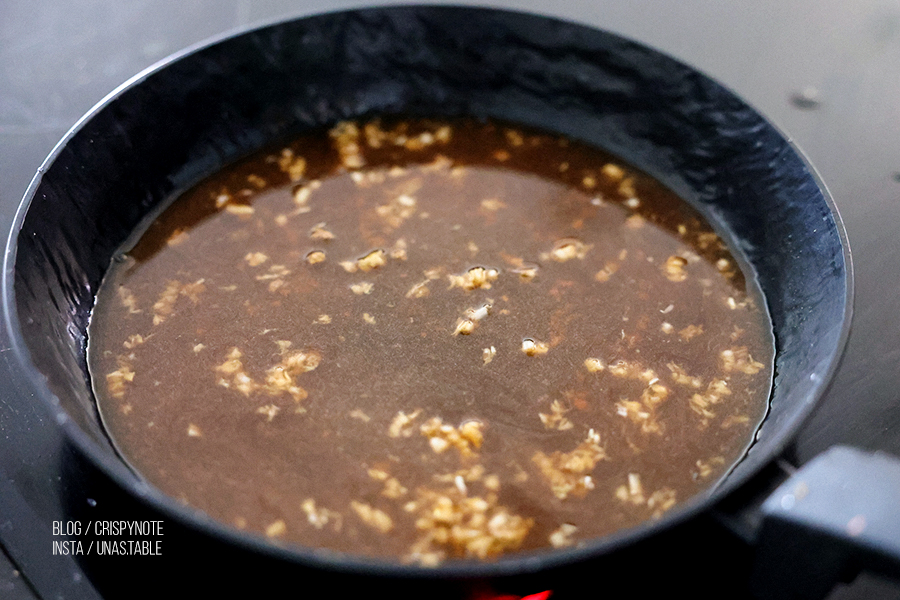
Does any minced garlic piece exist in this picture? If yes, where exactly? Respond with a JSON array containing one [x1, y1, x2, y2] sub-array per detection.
[[594, 261, 620, 282], [152, 280, 182, 325], [454, 302, 492, 334], [448, 266, 499, 291], [543, 239, 590, 262], [255, 264, 290, 281], [166, 229, 188, 246], [363, 313, 376, 325], [301, 499, 342, 531], [368, 468, 390, 481], [390, 238, 408, 261], [690, 379, 732, 421], [216, 345, 319, 403], [382, 477, 408, 499], [363, 121, 386, 148], [616, 473, 646, 505], [150, 279, 206, 325], [642, 383, 669, 406], [106, 363, 135, 398], [350, 282, 374, 295], [501, 254, 539, 282], [211, 188, 232, 208], [515, 265, 538, 281], [482, 346, 497, 365], [180, 279, 205, 303], [279, 348, 322, 374], [348, 409, 370, 422], [584, 358, 605, 372], [694, 456, 726, 480], [420, 418, 484, 458], [388, 409, 422, 438], [434, 465, 488, 486], [678, 324, 704, 341], [726, 296, 748, 310], [187, 424, 201, 438], [329, 121, 365, 169], [608, 360, 657, 383], [306, 251, 326, 264], [647, 488, 678, 517], [549, 523, 578, 548], [123, 334, 144, 350], [245, 252, 268, 267], [601, 163, 625, 182], [225, 204, 254, 216], [480, 198, 506, 212], [215, 348, 258, 396], [625, 214, 645, 229], [618, 178, 636, 198], [292, 184, 315, 207], [532, 429, 606, 499], [434, 126, 452, 143], [117, 286, 141, 314], [505, 129, 525, 146], [369, 468, 408, 498], [406, 281, 430, 298], [350, 501, 393, 533], [667, 363, 704, 388], [721, 414, 751, 428], [357, 249, 387, 272], [539, 399, 574, 431], [615, 475, 677, 518], [308, 222, 335, 242], [376, 194, 417, 228], [265, 519, 287, 538], [663, 255, 688, 282], [277, 148, 307, 181], [615, 399, 661, 434], [453, 319, 475, 336], [213, 189, 231, 208], [246, 174, 266, 189], [696, 231, 723, 250], [215, 347, 244, 375], [521, 339, 549, 356], [256, 404, 280, 422], [720, 347, 764, 374]]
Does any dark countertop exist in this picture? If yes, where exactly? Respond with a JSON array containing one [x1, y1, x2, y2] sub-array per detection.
[[1, 1, 899, 598]]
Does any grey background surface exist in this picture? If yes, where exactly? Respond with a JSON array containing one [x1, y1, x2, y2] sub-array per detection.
[[1, 1, 899, 598]]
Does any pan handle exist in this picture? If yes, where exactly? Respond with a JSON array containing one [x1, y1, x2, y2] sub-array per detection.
[[749, 446, 900, 599]]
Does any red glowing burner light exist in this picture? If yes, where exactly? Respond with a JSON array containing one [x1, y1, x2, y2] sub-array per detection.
[[486, 591, 552, 600]]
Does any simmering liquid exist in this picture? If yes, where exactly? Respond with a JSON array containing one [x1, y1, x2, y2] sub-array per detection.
[[89, 118, 773, 565]]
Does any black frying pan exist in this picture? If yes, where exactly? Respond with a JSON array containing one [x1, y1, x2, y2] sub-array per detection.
[[2, 5, 886, 599]]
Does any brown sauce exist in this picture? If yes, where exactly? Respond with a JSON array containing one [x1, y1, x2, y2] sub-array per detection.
[[88, 118, 774, 564]]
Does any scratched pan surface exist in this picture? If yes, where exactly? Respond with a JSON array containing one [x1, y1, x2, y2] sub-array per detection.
[[2, 5, 850, 598]]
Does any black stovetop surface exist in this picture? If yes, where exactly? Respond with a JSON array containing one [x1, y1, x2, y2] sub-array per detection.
[[1, 1, 899, 598]]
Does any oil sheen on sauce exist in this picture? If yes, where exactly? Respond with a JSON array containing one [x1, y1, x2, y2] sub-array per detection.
[[88, 118, 774, 565]]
